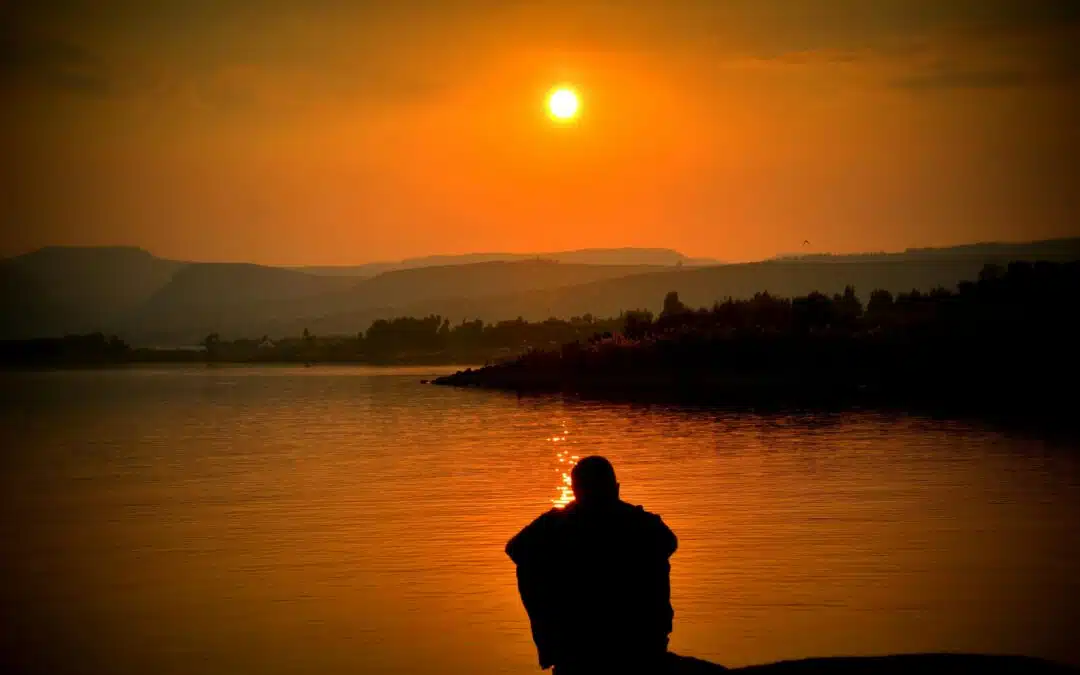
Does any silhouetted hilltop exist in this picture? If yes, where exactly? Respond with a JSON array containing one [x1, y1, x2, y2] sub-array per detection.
[[0, 246, 184, 339]]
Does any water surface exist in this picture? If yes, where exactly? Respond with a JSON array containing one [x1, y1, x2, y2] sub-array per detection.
[[2, 367, 1078, 674]]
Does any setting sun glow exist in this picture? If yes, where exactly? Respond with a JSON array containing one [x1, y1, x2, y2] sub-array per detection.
[[547, 88, 579, 121]]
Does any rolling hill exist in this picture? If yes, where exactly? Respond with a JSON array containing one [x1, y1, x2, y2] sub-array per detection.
[[118, 263, 357, 344], [0, 247, 184, 339], [396, 256, 1038, 324], [3, 238, 1078, 345], [121, 260, 671, 343], [0, 246, 690, 341], [265, 237, 1080, 338]]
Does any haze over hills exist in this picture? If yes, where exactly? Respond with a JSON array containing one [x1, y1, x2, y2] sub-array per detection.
[[119, 263, 358, 344], [0, 246, 695, 340], [293, 247, 719, 277], [2, 239, 1078, 344], [122, 260, 671, 345], [279, 239, 1080, 338]]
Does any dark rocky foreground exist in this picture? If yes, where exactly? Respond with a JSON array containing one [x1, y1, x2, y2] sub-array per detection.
[[675, 652, 1075, 673]]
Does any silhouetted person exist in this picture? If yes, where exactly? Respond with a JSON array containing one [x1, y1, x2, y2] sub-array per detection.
[[507, 456, 677, 674]]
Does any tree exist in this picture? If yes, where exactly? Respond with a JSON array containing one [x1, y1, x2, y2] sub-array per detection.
[[661, 291, 686, 318], [792, 292, 834, 332], [833, 285, 863, 328], [202, 332, 221, 361], [299, 328, 316, 362], [622, 310, 654, 340], [979, 263, 1005, 283], [867, 289, 894, 315], [106, 335, 129, 359]]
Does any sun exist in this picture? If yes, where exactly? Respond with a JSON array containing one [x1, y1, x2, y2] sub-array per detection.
[[547, 87, 579, 121]]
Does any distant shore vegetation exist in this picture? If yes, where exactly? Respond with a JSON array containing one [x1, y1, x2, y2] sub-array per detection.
[[0, 313, 632, 367], [434, 261, 1078, 416]]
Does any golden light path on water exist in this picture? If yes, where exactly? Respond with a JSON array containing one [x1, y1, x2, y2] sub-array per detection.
[[548, 424, 578, 508]]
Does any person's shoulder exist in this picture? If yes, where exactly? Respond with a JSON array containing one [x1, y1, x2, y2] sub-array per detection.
[[507, 508, 568, 562], [623, 502, 677, 554], [534, 507, 567, 525], [622, 501, 664, 522], [522, 507, 573, 535], [624, 502, 675, 534]]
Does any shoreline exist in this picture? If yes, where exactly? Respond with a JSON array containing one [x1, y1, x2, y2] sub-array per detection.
[[723, 653, 1077, 673], [0, 358, 485, 371], [431, 364, 1077, 435]]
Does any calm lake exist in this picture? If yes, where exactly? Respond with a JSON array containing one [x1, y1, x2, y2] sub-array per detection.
[[2, 367, 1078, 674]]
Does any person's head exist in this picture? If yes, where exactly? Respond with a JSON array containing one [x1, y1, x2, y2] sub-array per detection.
[[570, 456, 619, 506]]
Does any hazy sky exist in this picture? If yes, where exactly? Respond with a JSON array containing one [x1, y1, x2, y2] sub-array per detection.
[[2, 0, 1078, 264]]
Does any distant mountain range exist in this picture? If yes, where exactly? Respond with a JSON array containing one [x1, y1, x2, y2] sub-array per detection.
[[2, 239, 1078, 345], [292, 247, 720, 276]]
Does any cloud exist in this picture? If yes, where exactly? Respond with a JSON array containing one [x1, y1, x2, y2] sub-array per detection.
[[4, 1, 1078, 105], [0, 33, 112, 97], [891, 35, 1080, 92], [892, 63, 1031, 90], [951, 0, 1080, 32], [754, 48, 870, 65]]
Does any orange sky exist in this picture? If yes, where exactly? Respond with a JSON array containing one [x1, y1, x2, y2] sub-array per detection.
[[2, 1, 1078, 264]]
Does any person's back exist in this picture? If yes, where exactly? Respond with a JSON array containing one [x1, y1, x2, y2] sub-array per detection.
[[507, 457, 677, 674]]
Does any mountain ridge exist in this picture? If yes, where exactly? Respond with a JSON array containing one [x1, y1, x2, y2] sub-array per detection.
[[3, 238, 1078, 344]]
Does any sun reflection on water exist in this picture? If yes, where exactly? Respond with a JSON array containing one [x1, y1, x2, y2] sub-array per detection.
[[548, 428, 578, 508]]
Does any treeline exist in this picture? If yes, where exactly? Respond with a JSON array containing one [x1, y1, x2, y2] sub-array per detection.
[[191, 313, 632, 364], [436, 261, 1080, 417], [0, 332, 131, 366], [0, 314, 634, 366], [618, 261, 1075, 338]]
